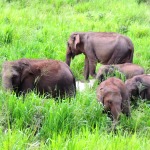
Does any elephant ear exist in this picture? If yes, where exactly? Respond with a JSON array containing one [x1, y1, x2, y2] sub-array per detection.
[[19, 61, 33, 82], [11, 61, 29, 77], [74, 34, 80, 49], [136, 77, 147, 93], [98, 88, 104, 104], [136, 81, 147, 93]]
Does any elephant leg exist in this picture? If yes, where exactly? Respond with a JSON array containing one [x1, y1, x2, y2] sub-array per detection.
[[107, 50, 118, 64], [107, 49, 130, 64], [20, 76, 34, 94], [122, 48, 133, 63], [84, 56, 89, 80], [84, 43, 97, 78], [146, 88, 150, 100], [89, 59, 97, 78]]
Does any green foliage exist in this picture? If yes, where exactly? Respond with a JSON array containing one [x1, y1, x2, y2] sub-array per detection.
[[137, 0, 150, 4], [0, 0, 150, 149], [102, 68, 127, 82]]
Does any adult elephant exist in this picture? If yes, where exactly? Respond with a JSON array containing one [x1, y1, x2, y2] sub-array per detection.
[[66, 32, 134, 80], [2, 58, 76, 99], [96, 77, 130, 129]]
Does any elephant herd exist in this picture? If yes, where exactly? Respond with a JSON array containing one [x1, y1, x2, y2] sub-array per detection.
[[2, 32, 150, 129]]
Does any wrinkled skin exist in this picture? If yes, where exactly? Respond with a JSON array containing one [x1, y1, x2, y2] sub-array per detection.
[[96, 63, 144, 82], [96, 77, 130, 129], [66, 32, 134, 80], [125, 74, 150, 101], [2, 58, 76, 99]]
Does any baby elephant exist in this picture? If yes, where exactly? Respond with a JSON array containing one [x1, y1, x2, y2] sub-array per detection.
[[96, 77, 130, 129], [125, 74, 150, 101], [2, 58, 76, 99], [96, 63, 144, 82]]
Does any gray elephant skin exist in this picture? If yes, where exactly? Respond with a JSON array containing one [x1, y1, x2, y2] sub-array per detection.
[[125, 74, 150, 101], [2, 58, 76, 99], [96, 77, 130, 128], [66, 32, 134, 80], [96, 63, 144, 82]]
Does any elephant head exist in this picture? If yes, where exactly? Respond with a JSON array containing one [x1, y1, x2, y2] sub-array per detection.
[[96, 77, 130, 130], [66, 33, 84, 66], [2, 59, 33, 94], [96, 67, 106, 82], [97, 86, 122, 112], [96, 65, 116, 82], [97, 85, 123, 130], [125, 79, 138, 98], [125, 76, 147, 99]]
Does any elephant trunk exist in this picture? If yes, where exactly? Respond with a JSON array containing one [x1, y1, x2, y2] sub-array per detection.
[[66, 47, 75, 66], [96, 74, 104, 82], [2, 74, 13, 91], [66, 53, 71, 66], [2, 62, 14, 92]]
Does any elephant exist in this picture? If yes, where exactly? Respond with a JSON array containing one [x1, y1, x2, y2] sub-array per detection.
[[96, 63, 144, 82], [66, 32, 134, 80], [125, 74, 150, 101], [96, 77, 130, 129], [2, 58, 76, 99]]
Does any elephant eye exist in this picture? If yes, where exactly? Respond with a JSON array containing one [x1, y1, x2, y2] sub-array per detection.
[[12, 65, 20, 72], [73, 36, 76, 41], [12, 74, 18, 79], [71, 36, 75, 41]]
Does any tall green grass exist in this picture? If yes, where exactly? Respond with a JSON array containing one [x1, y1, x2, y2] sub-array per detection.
[[0, 90, 150, 149], [0, 0, 150, 149]]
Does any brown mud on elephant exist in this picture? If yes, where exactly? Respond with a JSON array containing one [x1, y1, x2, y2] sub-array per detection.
[[96, 63, 144, 82], [125, 74, 150, 103], [2, 58, 76, 99], [96, 77, 130, 130], [66, 32, 134, 80]]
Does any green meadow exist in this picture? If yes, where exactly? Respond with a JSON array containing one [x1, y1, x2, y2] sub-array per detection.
[[0, 0, 150, 149]]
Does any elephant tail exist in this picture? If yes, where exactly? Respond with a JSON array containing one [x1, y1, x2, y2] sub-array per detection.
[[128, 47, 134, 63], [73, 76, 76, 97], [127, 39, 134, 63], [69, 68, 76, 98]]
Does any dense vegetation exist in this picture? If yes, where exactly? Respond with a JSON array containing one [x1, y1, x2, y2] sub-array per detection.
[[0, 0, 150, 149]]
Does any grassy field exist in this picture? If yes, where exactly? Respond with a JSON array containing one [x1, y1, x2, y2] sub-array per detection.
[[0, 0, 150, 149]]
